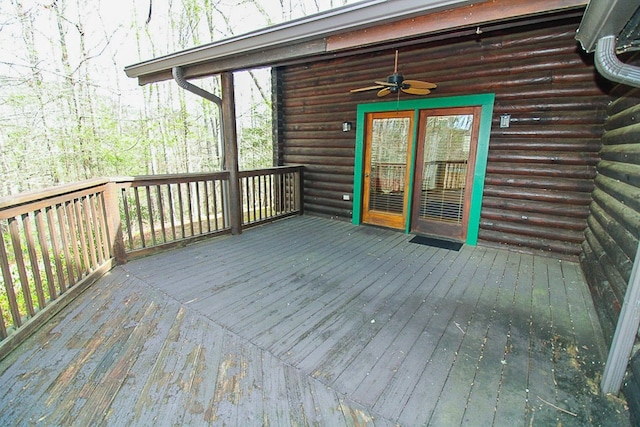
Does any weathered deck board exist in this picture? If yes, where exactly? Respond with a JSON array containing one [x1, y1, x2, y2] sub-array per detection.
[[0, 216, 629, 426], [492, 252, 533, 426]]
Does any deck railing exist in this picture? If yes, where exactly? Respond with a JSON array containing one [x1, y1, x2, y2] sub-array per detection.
[[114, 172, 231, 259], [0, 166, 302, 356], [240, 167, 302, 226]]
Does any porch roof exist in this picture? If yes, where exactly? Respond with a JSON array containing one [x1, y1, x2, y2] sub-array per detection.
[[0, 216, 629, 425], [124, 0, 587, 86]]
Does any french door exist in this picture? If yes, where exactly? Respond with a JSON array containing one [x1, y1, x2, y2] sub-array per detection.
[[361, 111, 414, 230], [410, 106, 481, 240], [360, 106, 481, 241]]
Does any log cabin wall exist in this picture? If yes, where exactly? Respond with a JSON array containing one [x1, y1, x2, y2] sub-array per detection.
[[276, 14, 611, 258], [579, 77, 640, 416], [580, 85, 640, 342]]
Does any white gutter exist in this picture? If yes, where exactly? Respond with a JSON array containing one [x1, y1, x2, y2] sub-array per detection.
[[575, 0, 638, 53], [124, 0, 474, 80]]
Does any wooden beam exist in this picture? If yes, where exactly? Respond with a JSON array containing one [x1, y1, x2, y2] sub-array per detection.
[[601, 241, 640, 393], [326, 0, 588, 52], [221, 72, 242, 235]]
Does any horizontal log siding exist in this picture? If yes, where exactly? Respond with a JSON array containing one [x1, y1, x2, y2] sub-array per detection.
[[580, 85, 640, 342], [278, 16, 610, 256], [579, 73, 640, 419]]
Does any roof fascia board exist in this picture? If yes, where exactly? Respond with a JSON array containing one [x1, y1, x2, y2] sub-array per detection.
[[162, 7, 586, 84], [125, 0, 476, 83], [328, 0, 588, 51]]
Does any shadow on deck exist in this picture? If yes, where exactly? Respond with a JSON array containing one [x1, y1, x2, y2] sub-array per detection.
[[0, 216, 630, 426]]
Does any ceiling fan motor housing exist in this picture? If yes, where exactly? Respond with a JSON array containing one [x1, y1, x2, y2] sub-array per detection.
[[387, 73, 405, 92]]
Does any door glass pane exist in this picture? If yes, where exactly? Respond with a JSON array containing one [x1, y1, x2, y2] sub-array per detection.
[[369, 117, 411, 214], [418, 114, 473, 224]]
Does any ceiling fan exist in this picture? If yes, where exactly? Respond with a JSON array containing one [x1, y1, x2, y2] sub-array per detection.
[[350, 50, 437, 97]]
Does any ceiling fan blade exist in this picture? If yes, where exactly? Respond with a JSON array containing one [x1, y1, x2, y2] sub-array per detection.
[[403, 79, 437, 89], [377, 87, 392, 97], [350, 85, 385, 93], [374, 81, 397, 87], [402, 87, 432, 95]]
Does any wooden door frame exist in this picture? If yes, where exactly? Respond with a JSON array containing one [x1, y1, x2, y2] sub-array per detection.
[[410, 106, 482, 241], [352, 93, 495, 245], [361, 110, 415, 230]]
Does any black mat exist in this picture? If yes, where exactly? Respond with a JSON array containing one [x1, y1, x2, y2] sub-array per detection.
[[409, 235, 463, 251]]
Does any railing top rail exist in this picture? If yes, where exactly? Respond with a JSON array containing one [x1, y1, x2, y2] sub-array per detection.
[[239, 165, 304, 177], [110, 171, 230, 186], [0, 178, 111, 218]]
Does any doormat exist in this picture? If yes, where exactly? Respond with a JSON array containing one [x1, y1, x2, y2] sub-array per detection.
[[409, 235, 463, 251]]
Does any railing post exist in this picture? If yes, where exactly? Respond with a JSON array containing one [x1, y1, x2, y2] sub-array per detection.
[[296, 167, 304, 215], [222, 72, 242, 235], [104, 181, 127, 264]]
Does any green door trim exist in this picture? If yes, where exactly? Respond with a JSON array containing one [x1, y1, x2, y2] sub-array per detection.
[[352, 93, 495, 246]]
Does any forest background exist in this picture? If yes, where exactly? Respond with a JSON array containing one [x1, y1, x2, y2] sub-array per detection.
[[0, 0, 353, 198]]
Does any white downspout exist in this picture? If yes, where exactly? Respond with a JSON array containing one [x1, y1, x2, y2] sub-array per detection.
[[172, 66, 231, 227], [172, 66, 225, 167]]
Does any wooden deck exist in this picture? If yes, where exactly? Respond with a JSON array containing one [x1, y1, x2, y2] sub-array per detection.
[[0, 216, 629, 426]]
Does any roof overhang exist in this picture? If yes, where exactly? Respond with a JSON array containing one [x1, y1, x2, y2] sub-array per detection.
[[125, 0, 588, 86], [576, 0, 640, 53]]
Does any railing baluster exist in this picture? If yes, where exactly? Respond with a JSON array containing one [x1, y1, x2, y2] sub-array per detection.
[[145, 186, 156, 246], [35, 209, 57, 301], [187, 183, 194, 237], [88, 195, 105, 265], [56, 204, 74, 289], [0, 233, 21, 329], [83, 197, 98, 267], [9, 216, 35, 318], [278, 172, 284, 213], [0, 304, 6, 339], [46, 206, 66, 294], [156, 185, 167, 243], [177, 183, 186, 239], [121, 188, 135, 250], [134, 188, 146, 248], [65, 201, 82, 282], [242, 178, 251, 224], [268, 174, 274, 217], [74, 198, 90, 275], [96, 193, 111, 263], [291, 172, 296, 212], [204, 180, 211, 233], [282, 172, 287, 213], [251, 176, 257, 222], [195, 181, 203, 235], [212, 180, 219, 231], [167, 184, 177, 240], [259, 175, 264, 220], [22, 213, 46, 310]]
